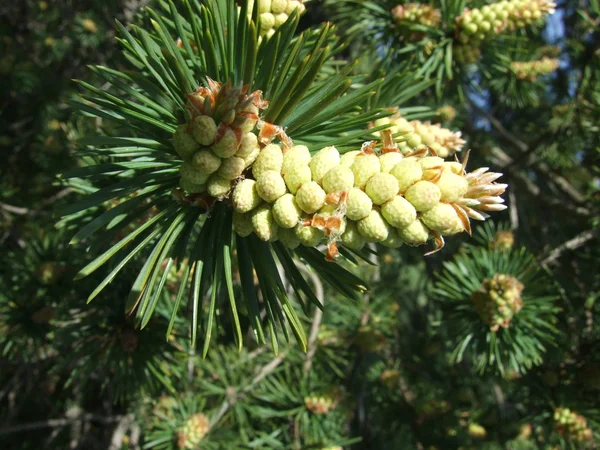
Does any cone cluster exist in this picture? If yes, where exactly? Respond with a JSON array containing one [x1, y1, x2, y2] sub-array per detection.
[[391, 3, 441, 41], [489, 230, 515, 251], [554, 408, 593, 443], [510, 57, 559, 80], [373, 115, 466, 158], [231, 135, 507, 258], [172, 80, 267, 198], [471, 274, 524, 332], [304, 388, 343, 415], [454, 0, 556, 63], [456, 0, 556, 46], [247, 0, 309, 38], [176, 413, 210, 449], [453, 44, 481, 64]]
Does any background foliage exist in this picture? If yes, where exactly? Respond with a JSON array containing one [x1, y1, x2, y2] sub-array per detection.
[[1, 0, 599, 449]]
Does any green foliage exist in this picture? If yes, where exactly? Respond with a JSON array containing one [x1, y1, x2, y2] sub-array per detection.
[[1, 0, 600, 449]]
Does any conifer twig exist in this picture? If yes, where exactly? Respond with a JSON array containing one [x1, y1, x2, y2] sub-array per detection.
[[540, 229, 598, 266], [0, 414, 125, 436]]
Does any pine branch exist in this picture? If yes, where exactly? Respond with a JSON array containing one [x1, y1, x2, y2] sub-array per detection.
[[0, 414, 126, 436], [540, 229, 599, 266], [299, 264, 325, 375], [469, 100, 587, 205]]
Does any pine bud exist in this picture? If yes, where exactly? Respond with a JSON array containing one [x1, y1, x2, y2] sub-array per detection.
[[253, 143, 283, 178], [180, 162, 210, 185], [273, 12, 288, 28], [177, 414, 210, 449], [366, 173, 400, 205], [357, 209, 390, 242], [212, 127, 239, 158], [243, 146, 261, 168], [397, 219, 430, 245], [381, 228, 404, 248], [207, 174, 232, 198], [345, 187, 373, 221], [272, 193, 302, 228], [232, 179, 261, 213], [295, 181, 326, 214], [233, 211, 254, 237], [276, 227, 299, 249], [391, 159, 423, 192], [191, 115, 218, 146], [179, 177, 205, 194], [192, 150, 222, 175], [235, 132, 259, 158], [271, 0, 287, 14], [256, 170, 287, 203], [295, 222, 324, 246], [379, 152, 404, 173], [351, 154, 381, 188], [340, 150, 360, 168], [282, 145, 311, 174], [404, 180, 441, 212], [436, 170, 469, 202], [322, 166, 354, 194], [309, 146, 341, 183], [381, 196, 417, 229], [260, 12, 275, 32], [216, 156, 245, 180], [173, 125, 199, 161], [251, 204, 278, 241], [421, 203, 462, 234], [284, 164, 312, 194], [341, 221, 366, 250]]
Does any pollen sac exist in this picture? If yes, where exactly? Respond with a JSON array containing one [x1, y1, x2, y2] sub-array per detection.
[[295, 222, 324, 247], [216, 156, 245, 180], [284, 164, 312, 195], [322, 166, 354, 194], [192, 150, 222, 175], [206, 175, 232, 198], [391, 159, 423, 192], [191, 115, 218, 146], [233, 211, 254, 237], [421, 203, 462, 234], [404, 181, 441, 212], [340, 150, 360, 168], [252, 143, 283, 179], [180, 178, 205, 194], [235, 132, 259, 158], [212, 127, 239, 158], [381, 196, 417, 229], [379, 152, 403, 173], [173, 125, 199, 160], [357, 210, 390, 242], [365, 173, 399, 205], [180, 162, 210, 185], [351, 154, 380, 188], [397, 219, 430, 246], [271, 0, 287, 13], [259, 12, 275, 32], [242, 146, 261, 168], [272, 193, 302, 228], [282, 145, 311, 174], [381, 228, 404, 248], [251, 205, 278, 242], [295, 181, 326, 214], [278, 227, 301, 249], [309, 146, 341, 183], [232, 179, 261, 213], [341, 221, 366, 251], [420, 156, 445, 181], [436, 170, 469, 203], [345, 187, 373, 221], [256, 170, 287, 203]]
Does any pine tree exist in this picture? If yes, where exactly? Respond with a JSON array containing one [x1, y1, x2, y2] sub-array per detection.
[[1, 0, 599, 449]]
